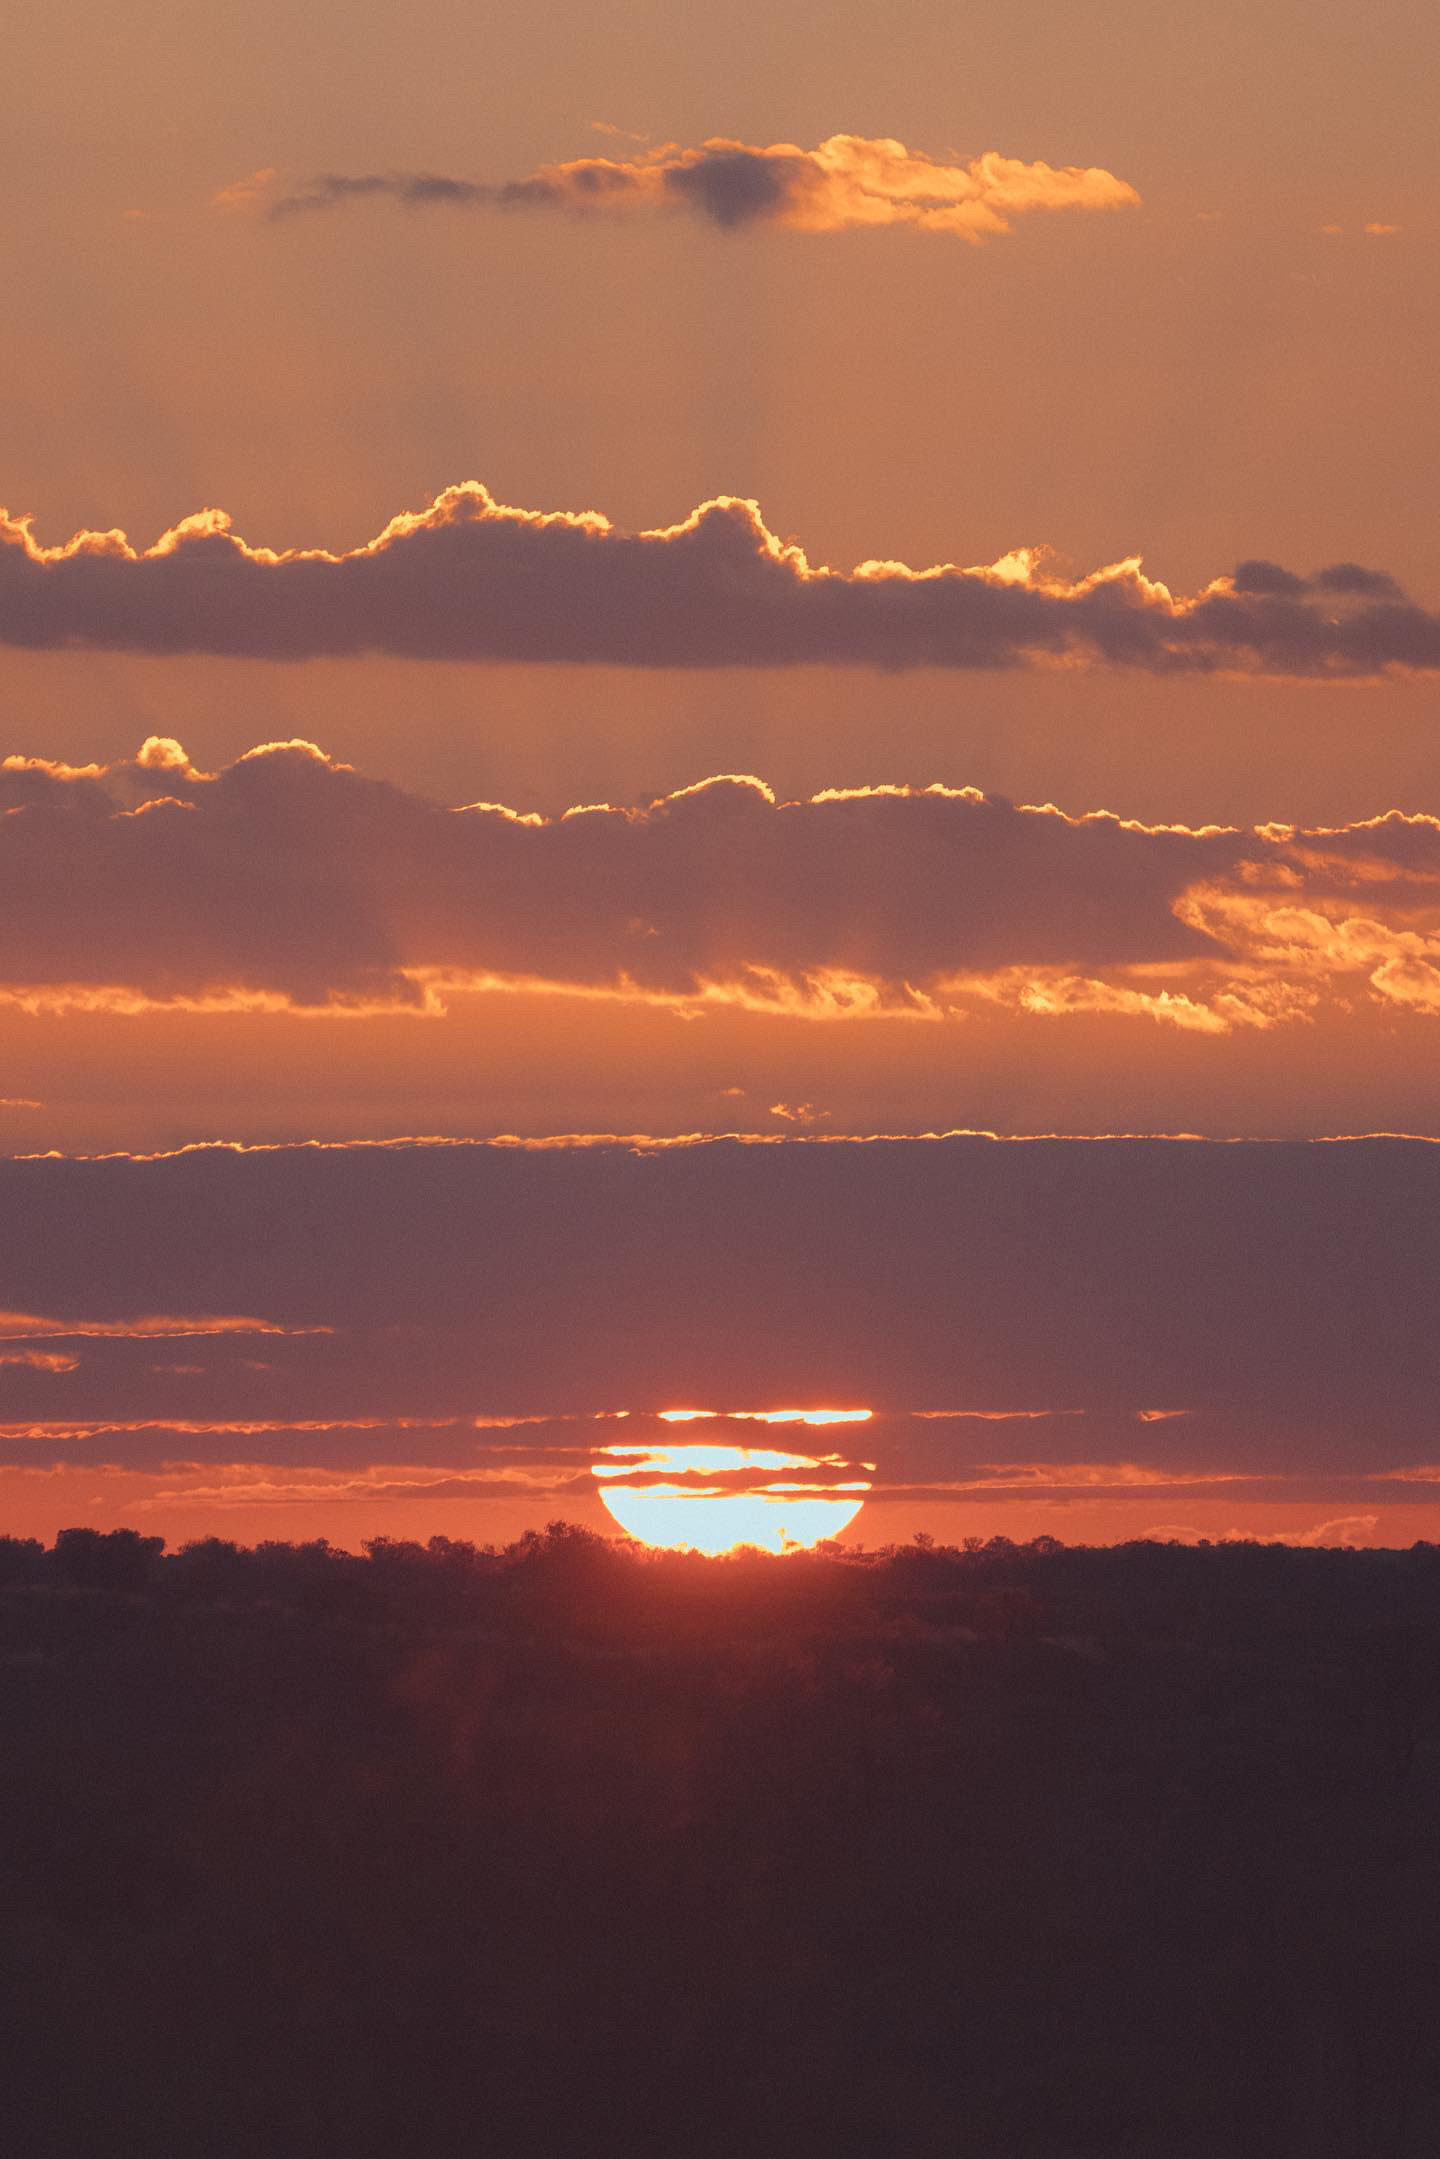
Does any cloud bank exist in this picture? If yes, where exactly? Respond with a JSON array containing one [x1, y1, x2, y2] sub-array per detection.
[[5, 742, 1440, 1027], [2, 485, 1435, 674], [266, 134, 1140, 240], [2, 1136, 1439, 1493]]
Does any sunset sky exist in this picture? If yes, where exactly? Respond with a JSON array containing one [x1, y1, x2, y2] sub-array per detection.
[[5, 0, 1438, 1550]]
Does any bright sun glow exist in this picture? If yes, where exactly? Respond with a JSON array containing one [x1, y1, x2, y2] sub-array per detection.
[[657, 1407, 874, 1426], [592, 1411, 874, 1553]]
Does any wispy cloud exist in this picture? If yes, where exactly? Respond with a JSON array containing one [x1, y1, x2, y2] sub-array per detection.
[[0, 1311, 332, 1340], [944, 1461, 1262, 1491], [1143, 1516, 1380, 1547], [211, 166, 277, 212]]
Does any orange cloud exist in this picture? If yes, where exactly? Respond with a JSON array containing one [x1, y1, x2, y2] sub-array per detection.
[[2, 484, 1434, 674], [1371, 955, 1440, 1013], [211, 166, 277, 211], [914, 1409, 1084, 1421], [975, 972, 1237, 1033], [144, 1463, 592, 1507], [0, 1311, 331, 1340], [10, 744, 1440, 1030], [945, 1461, 1261, 1491], [268, 135, 1139, 240], [1144, 1515, 1380, 1547]]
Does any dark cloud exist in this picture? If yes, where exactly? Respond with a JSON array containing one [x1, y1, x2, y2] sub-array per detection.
[[1231, 561, 1411, 606], [660, 149, 802, 227], [1313, 562, 1407, 600], [5, 743, 1440, 1023], [1, 1136, 1438, 1484], [270, 172, 499, 218], [1231, 560, 1312, 596], [1, 485, 1435, 673]]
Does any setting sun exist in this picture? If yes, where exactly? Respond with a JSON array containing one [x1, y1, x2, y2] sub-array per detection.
[[592, 1413, 874, 1552]]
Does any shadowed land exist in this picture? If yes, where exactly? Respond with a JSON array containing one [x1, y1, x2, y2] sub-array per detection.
[[3, 1526, 1438, 2157]]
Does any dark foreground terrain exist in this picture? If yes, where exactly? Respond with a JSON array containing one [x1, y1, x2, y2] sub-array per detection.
[[2, 1527, 1438, 2158]]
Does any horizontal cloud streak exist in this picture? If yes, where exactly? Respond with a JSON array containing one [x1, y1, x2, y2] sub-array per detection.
[[2, 485, 1434, 674], [6, 742, 1440, 1027], [267, 135, 1140, 240], [0, 1309, 332, 1340]]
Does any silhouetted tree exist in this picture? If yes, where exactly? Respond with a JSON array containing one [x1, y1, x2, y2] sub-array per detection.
[[50, 1524, 164, 1592]]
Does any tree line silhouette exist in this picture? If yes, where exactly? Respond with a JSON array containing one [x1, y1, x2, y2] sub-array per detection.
[[3, 1524, 1438, 2156]]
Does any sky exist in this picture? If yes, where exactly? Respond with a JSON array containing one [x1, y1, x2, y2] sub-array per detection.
[[4, 0, 1439, 1549]]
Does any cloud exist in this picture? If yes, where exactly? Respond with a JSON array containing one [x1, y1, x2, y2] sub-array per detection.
[[266, 134, 1139, 240], [914, 1410, 1084, 1422], [2, 484, 1434, 674], [1145, 1515, 1380, 1547], [979, 973, 1238, 1033], [0, 1311, 331, 1340], [588, 122, 650, 146], [8, 743, 1440, 1026], [141, 1465, 595, 1507], [940, 1461, 1261, 1491], [1292, 1515, 1379, 1543], [2, 1136, 1440, 1500], [1370, 956, 1440, 1013], [211, 166, 277, 211]]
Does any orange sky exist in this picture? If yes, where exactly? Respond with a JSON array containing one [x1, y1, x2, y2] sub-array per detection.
[[4, 0, 1439, 1550]]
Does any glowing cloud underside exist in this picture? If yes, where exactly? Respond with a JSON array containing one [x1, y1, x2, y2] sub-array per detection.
[[593, 1417, 873, 1552]]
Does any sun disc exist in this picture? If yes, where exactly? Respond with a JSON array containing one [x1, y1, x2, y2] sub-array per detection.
[[592, 1422, 872, 1553]]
